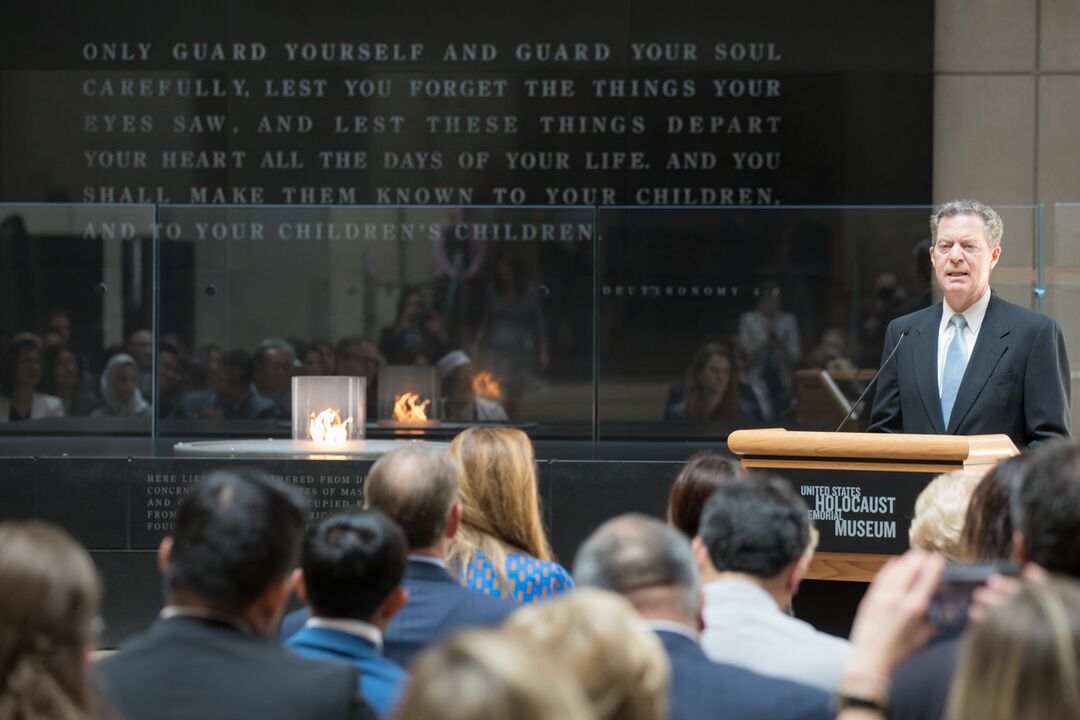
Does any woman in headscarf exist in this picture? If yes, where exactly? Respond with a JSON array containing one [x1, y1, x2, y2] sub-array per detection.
[[91, 353, 150, 417]]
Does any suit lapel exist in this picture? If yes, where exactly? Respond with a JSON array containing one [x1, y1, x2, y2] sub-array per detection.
[[913, 306, 945, 433], [946, 294, 1009, 433]]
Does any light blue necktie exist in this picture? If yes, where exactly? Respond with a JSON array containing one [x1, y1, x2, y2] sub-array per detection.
[[941, 314, 968, 427]]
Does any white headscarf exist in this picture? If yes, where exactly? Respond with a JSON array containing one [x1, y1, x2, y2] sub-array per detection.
[[99, 353, 150, 416]]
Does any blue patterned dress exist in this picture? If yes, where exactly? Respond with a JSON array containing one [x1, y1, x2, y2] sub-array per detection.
[[461, 550, 574, 603]]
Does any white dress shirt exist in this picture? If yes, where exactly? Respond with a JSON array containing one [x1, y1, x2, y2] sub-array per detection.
[[699, 579, 851, 692], [305, 617, 384, 651], [937, 288, 991, 394]]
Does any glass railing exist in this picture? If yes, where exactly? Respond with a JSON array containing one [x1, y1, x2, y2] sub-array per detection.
[[0, 202, 1049, 453], [0, 203, 157, 451]]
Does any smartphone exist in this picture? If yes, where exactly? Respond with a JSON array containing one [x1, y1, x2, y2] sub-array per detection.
[[927, 560, 1022, 628]]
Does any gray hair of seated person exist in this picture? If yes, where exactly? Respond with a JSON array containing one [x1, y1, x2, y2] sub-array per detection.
[[573, 514, 700, 620]]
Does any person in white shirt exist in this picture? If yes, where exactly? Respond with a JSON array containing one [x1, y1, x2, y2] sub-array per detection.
[[693, 474, 851, 691]]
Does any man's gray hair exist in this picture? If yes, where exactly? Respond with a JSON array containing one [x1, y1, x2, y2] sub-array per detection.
[[930, 199, 1004, 248], [573, 514, 700, 618]]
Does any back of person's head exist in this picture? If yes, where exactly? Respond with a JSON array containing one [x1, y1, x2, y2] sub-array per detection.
[[301, 510, 407, 621], [574, 514, 699, 620], [946, 576, 1080, 720], [393, 630, 591, 720], [959, 454, 1028, 561], [446, 427, 553, 583], [667, 451, 745, 537], [503, 588, 668, 720], [0, 521, 103, 720], [909, 470, 982, 561], [696, 474, 810, 580], [364, 445, 459, 550], [1013, 441, 1080, 577], [165, 468, 306, 615]]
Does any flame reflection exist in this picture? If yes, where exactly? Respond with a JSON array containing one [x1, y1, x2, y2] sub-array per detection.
[[393, 392, 431, 422], [308, 408, 352, 444]]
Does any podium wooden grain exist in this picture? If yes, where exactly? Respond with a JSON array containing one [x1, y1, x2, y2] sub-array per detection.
[[728, 429, 1018, 582]]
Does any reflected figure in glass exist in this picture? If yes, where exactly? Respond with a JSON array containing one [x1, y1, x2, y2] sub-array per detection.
[[476, 255, 548, 420], [666, 342, 764, 429], [0, 339, 64, 422], [92, 353, 148, 417], [737, 285, 801, 421], [41, 343, 97, 417], [437, 350, 508, 422]]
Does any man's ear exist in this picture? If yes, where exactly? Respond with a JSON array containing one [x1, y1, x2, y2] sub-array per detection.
[[445, 503, 462, 540], [691, 536, 711, 573], [157, 536, 174, 573], [292, 568, 308, 606], [1012, 531, 1029, 563], [377, 587, 409, 625], [788, 554, 811, 598]]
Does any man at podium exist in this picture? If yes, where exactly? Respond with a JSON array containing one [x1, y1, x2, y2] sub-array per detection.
[[869, 199, 1070, 449]]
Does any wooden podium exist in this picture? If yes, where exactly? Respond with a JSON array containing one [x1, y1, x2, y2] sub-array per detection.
[[727, 429, 1018, 582]]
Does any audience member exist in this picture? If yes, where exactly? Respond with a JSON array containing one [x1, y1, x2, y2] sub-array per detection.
[[0, 338, 64, 421], [476, 255, 549, 419], [175, 349, 277, 420], [437, 350, 508, 422], [738, 286, 800, 420], [286, 511, 410, 718], [392, 630, 591, 720], [41, 343, 97, 416], [835, 550, 945, 720], [574, 514, 834, 720], [190, 343, 224, 391], [504, 588, 667, 720], [694, 474, 850, 690], [667, 343, 763, 426], [253, 338, 295, 418], [908, 470, 982, 561], [281, 446, 516, 667], [156, 344, 184, 417], [446, 426, 573, 602], [957, 454, 1027, 561], [96, 468, 376, 720], [336, 336, 380, 419], [379, 287, 447, 366], [857, 272, 907, 367], [666, 450, 746, 537], [890, 443, 1080, 720], [126, 329, 153, 398], [0, 521, 109, 720], [296, 342, 329, 376], [91, 354, 149, 417], [944, 576, 1080, 720]]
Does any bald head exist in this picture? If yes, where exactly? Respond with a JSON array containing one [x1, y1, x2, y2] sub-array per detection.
[[574, 514, 700, 622], [364, 446, 459, 550]]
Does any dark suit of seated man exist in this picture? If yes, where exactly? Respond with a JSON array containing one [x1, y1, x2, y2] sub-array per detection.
[[281, 445, 516, 668], [869, 199, 1069, 450], [573, 514, 834, 720], [96, 469, 376, 720]]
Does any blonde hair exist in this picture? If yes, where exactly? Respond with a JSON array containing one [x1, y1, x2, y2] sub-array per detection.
[[503, 588, 668, 720], [446, 427, 553, 595], [393, 630, 591, 720], [909, 471, 982, 560], [947, 577, 1080, 720]]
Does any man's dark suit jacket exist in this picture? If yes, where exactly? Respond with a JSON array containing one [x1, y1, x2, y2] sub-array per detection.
[[887, 636, 961, 720], [656, 629, 834, 720], [869, 293, 1070, 449], [281, 558, 518, 668], [96, 615, 376, 720]]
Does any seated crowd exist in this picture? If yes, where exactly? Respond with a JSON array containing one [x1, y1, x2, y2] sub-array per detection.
[[3, 431, 1080, 720]]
